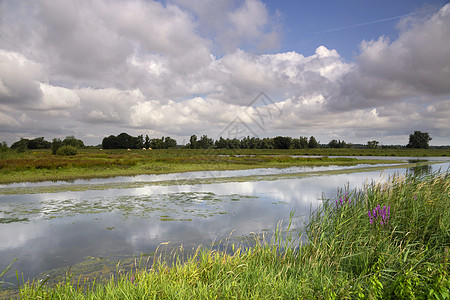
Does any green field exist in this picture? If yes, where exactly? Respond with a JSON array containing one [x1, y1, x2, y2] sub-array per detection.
[[3, 170, 448, 299], [1, 148, 447, 184]]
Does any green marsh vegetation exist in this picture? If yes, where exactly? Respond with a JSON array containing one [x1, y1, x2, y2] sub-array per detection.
[[1, 148, 447, 184], [6, 170, 448, 299]]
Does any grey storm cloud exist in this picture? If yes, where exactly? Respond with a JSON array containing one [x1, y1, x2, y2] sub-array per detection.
[[0, 0, 449, 145]]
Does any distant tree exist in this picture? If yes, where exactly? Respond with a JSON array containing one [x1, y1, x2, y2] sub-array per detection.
[[163, 137, 177, 149], [144, 135, 150, 148], [11, 138, 29, 152], [273, 136, 291, 149], [27, 137, 51, 149], [328, 139, 347, 148], [52, 138, 63, 155], [189, 135, 198, 149], [116, 132, 135, 149], [367, 140, 379, 149], [230, 138, 241, 149], [102, 135, 118, 149], [407, 131, 432, 149], [299, 136, 308, 149], [308, 136, 319, 148], [137, 135, 144, 148], [215, 137, 227, 149], [150, 137, 164, 149], [62, 136, 84, 148], [198, 135, 214, 149], [260, 138, 273, 149], [240, 136, 250, 149], [328, 139, 339, 148]]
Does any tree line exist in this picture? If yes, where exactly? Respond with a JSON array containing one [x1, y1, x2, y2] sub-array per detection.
[[102, 133, 177, 149], [9, 136, 85, 153], [186, 135, 321, 149], [2, 130, 434, 153]]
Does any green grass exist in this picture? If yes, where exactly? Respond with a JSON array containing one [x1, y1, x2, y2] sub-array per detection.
[[2, 148, 445, 184], [5, 170, 448, 299]]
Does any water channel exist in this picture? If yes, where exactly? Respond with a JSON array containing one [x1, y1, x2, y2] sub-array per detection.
[[0, 157, 448, 286]]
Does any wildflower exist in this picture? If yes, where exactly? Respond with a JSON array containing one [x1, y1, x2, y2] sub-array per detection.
[[368, 204, 390, 228], [335, 192, 352, 208], [131, 276, 137, 286]]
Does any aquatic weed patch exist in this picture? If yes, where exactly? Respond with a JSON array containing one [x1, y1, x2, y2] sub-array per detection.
[[0, 192, 253, 223]]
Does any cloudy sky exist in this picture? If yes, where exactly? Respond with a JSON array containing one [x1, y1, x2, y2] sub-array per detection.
[[1, 0, 449, 146]]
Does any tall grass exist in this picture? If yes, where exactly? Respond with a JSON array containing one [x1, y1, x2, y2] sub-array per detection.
[[9, 171, 450, 299]]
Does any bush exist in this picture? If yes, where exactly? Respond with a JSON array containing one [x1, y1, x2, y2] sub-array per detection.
[[56, 145, 78, 156]]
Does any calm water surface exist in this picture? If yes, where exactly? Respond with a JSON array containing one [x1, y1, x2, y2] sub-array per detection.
[[0, 158, 448, 285]]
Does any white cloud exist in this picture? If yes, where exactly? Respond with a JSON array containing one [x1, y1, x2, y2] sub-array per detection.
[[76, 88, 145, 124], [0, 1, 449, 145], [0, 49, 44, 104], [172, 0, 281, 53], [357, 4, 450, 95], [37, 83, 80, 110]]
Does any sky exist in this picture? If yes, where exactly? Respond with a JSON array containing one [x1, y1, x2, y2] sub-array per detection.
[[0, 0, 449, 146]]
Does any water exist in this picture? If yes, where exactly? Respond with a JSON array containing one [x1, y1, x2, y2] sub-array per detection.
[[0, 158, 448, 285]]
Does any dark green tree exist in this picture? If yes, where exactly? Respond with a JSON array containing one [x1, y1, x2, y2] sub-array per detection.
[[273, 136, 291, 149], [260, 138, 273, 149], [292, 137, 307, 149], [144, 135, 150, 148], [367, 140, 379, 149], [116, 132, 134, 149], [102, 135, 118, 149], [62, 136, 84, 148], [308, 136, 319, 148], [328, 139, 347, 148], [11, 138, 29, 150], [215, 137, 228, 149], [163, 137, 177, 149], [189, 135, 198, 149], [198, 135, 214, 149], [328, 139, 339, 148], [52, 138, 63, 155], [407, 131, 432, 149], [27, 137, 51, 149], [150, 137, 164, 149]]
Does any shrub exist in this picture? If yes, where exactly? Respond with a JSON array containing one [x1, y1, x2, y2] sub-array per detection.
[[56, 145, 78, 156]]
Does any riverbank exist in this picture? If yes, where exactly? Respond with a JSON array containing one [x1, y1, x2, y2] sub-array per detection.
[[5, 170, 448, 299], [2, 148, 447, 184]]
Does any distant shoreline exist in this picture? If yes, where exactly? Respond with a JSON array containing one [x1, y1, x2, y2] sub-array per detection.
[[0, 148, 448, 184]]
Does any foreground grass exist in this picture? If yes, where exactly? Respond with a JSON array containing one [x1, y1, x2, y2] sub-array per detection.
[[6, 170, 448, 299], [0, 148, 418, 184]]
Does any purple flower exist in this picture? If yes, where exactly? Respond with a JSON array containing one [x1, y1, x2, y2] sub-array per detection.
[[368, 204, 390, 228]]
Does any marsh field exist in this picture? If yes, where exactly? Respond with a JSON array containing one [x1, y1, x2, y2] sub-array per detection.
[[0, 148, 449, 299], [0, 148, 448, 184]]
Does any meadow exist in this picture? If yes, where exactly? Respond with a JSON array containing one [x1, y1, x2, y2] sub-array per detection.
[[3, 169, 448, 299], [1, 148, 447, 184]]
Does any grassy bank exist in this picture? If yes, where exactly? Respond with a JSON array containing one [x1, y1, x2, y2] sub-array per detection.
[[5, 170, 448, 299], [2, 148, 447, 184], [0, 148, 416, 184]]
